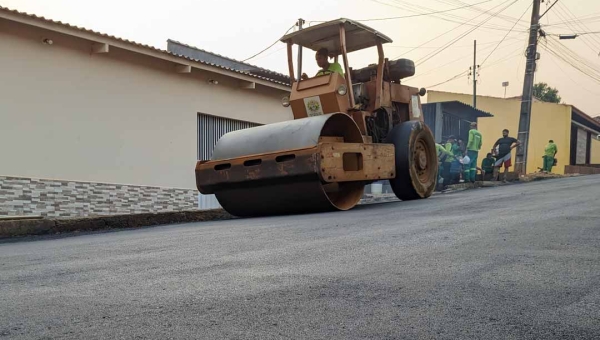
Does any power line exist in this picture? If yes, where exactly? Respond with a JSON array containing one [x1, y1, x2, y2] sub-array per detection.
[[241, 25, 295, 62], [352, 0, 493, 22], [481, 44, 526, 68], [551, 4, 600, 55], [420, 46, 523, 89], [425, 70, 469, 88], [391, 0, 518, 60], [548, 31, 600, 36], [418, 44, 523, 90], [480, 2, 532, 66], [251, 45, 286, 61], [370, 0, 527, 32], [387, 37, 522, 49], [406, 37, 525, 81], [557, 2, 600, 52], [543, 46, 600, 96], [546, 37, 600, 73], [545, 13, 600, 27], [433, 0, 530, 25], [542, 37, 600, 83], [414, 0, 520, 66]]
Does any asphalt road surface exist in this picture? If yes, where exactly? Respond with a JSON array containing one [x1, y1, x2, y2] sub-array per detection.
[[1, 176, 600, 340]]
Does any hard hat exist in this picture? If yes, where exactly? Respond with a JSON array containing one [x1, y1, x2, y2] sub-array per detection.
[[461, 156, 470, 165]]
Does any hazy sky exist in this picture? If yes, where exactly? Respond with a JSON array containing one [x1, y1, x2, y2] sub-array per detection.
[[2, 0, 599, 115]]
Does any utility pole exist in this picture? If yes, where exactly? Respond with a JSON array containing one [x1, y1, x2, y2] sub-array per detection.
[[473, 40, 477, 108], [296, 18, 305, 81], [515, 0, 541, 175]]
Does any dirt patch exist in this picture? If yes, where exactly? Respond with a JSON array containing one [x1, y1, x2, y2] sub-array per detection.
[[518, 173, 580, 183]]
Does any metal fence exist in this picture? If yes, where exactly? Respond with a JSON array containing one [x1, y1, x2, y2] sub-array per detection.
[[442, 112, 471, 141], [422, 104, 436, 135]]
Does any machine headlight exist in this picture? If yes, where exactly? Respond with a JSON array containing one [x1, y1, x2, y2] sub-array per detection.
[[337, 84, 348, 95], [281, 96, 290, 107]]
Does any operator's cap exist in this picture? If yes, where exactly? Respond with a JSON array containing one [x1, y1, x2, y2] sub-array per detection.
[[470, 121, 477, 127]]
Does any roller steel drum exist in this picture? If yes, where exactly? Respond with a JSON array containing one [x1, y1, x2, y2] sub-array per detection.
[[209, 113, 366, 217]]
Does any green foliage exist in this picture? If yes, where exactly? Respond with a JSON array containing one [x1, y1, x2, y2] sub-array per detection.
[[533, 83, 561, 103]]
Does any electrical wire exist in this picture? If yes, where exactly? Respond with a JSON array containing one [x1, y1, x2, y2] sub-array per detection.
[[390, 0, 518, 60], [387, 36, 522, 49], [545, 13, 600, 27], [413, 0, 520, 66], [546, 37, 600, 73], [241, 25, 295, 62], [421, 45, 523, 90], [542, 45, 600, 96], [483, 47, 523, 68], [371, 0, 527, 32], [425, 70, 470, 88], [349, 0, 493, 22], [543, 37, 600, 83], [250, 45, 286, 62], [407, 37, 525, 81], [551, 4, 600, 55], [480, 2, 532, 66], [432, 0, 530, 26], [557, 2, 600, 54], [548, 31, 600, 36]]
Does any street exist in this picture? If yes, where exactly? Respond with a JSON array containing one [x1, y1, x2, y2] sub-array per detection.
[[1, 175, 600, 340]]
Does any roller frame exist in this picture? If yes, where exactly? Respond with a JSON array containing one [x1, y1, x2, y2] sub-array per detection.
[[196, 139, 395, 195]]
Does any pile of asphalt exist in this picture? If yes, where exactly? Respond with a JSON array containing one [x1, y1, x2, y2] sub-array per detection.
[[0, 209, 233, 239]]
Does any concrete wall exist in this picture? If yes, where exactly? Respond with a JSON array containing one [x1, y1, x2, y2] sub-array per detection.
[[0, 19, 292, 191], [565, 165, 600, 175], [427, 91, 572, 174]]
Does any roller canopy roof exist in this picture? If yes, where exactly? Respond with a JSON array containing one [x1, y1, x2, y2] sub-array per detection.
[[280, 18, 393, 55]]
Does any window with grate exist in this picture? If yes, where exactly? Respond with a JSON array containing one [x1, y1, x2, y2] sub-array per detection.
[[197, 114, 261, 160]]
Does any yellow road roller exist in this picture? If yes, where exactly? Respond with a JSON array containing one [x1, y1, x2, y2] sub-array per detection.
[[195, 18, 437, 216]]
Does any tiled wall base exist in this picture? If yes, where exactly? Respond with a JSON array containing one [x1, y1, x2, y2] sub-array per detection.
[[0, 176, 198, 218]]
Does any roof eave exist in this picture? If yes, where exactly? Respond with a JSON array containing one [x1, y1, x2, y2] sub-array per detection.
[[0, 7, 291, 91], [572, 105, 600, 131]]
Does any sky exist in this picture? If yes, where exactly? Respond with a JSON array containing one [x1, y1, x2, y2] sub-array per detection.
[[2, 0, 600, 115]]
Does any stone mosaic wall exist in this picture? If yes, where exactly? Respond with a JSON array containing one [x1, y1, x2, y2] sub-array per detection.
[[0, 176, 198, 218]]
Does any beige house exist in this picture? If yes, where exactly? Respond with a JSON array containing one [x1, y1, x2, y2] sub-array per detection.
[[0, 6, 292, 217]]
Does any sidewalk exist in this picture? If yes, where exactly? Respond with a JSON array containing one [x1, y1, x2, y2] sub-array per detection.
[[360, 172, 580, 205]]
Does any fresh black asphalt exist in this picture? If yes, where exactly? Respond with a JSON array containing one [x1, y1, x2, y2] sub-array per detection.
[[1, 175, 599, 339]]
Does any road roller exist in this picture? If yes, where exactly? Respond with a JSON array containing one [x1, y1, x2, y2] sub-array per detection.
[[195, 18, 437, 217]]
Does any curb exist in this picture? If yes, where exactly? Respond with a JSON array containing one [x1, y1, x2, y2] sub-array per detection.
[[0, 209, 233, 239]]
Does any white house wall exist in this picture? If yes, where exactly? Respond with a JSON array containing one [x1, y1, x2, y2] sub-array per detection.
[[0, 19, 292, 191]]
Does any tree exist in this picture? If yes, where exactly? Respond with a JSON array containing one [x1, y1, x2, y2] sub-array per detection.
[[533, 82, 561, 103]]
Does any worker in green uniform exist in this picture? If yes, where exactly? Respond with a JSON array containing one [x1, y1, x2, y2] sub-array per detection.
[[301, 48, 345, 80], [436, 142, 453, 190], [481, 153, 496, 180], [465, 122, 483, 183], [448, 136, 463, 184], [543, 139, 558, 173], [443, 136, 457, 186]]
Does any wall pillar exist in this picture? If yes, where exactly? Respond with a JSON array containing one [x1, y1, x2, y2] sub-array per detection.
[[435, 103, 443, 142]]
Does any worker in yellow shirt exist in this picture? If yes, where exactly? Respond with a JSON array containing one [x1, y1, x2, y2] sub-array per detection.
[[301, 48, 345, 80]]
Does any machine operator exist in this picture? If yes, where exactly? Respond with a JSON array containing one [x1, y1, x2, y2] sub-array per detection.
[[301, 48, 345, 80]]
